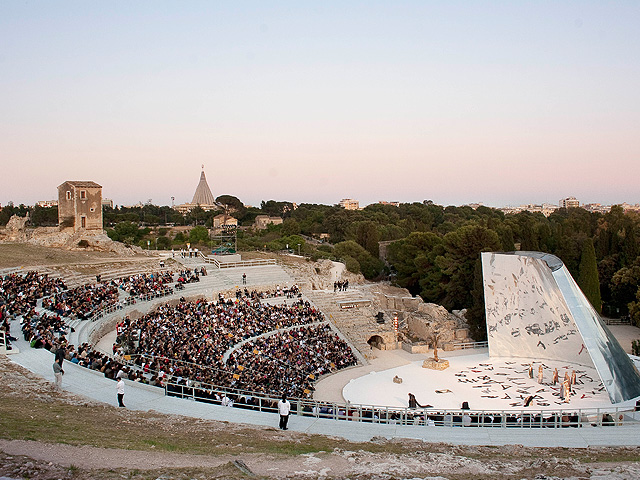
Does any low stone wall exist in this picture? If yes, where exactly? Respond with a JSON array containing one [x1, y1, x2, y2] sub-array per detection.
[[402, 342, 429, 354]]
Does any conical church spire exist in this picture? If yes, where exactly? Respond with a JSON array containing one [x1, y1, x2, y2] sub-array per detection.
[[191, 166, 215, 205]]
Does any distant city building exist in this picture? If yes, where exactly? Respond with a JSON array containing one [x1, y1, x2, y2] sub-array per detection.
[[254, 215, 283, 230], [339, 198, 360, 210], [498, 201, 639, 216], [57, 181, 103, 232], [378, 201, 400, 207], [213, 213, 238, 230], [36, 200, 58, 208], [121, 201, 145, 209], [499, 203, 558, 217], [559, 196, 580, 209], [464, 203, 484, 210], [102, 198, 114, 208], [620, 203, 640, 213], [174, 167, 218, 213], [583, 203, 611, 214]]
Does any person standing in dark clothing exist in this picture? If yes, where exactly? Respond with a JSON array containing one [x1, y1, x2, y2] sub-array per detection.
[[55, 344, 66, 368]]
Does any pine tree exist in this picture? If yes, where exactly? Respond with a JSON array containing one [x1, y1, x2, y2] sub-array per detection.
[[578, 238, 602, 313], [466, 257, 488, 340]]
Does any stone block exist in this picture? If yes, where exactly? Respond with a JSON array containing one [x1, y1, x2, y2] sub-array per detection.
[[402, 296, 421, 311], [422, 358, 450, 370], [402, 342, 429, 354], [455, 328, 469, 340]]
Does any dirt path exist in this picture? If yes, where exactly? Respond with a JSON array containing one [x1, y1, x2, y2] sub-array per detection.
[[329, 260, 345, 281], [0, 439, 235, 469]]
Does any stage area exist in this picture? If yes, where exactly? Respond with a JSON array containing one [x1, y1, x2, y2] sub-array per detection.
[[342, 352, 612, 412]]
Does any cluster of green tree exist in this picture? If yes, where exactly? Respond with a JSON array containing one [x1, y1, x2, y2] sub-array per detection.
[[384, 205, 640, 337], [0, 203, 58, 227], [105, 223, 216, 251], [104, 204, 189, 227], [238, 201, 640, 336]]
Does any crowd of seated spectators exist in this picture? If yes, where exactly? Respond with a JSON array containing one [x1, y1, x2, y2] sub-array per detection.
[[176, 268, 205, 284], [241, 285, 301, 300], [113, 271, 175, 297], [117, 292, 328, 390], [42, 283, 120, 320], [40, 269, 197, 320], [226, 324, 357, 397], [0, 272, 67, 317], [21, 311, 68, 349], [0, 272, 65, 350], [296, 403, 584, 427]]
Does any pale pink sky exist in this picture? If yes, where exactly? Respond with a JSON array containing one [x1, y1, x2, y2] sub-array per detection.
[[1, 2, 639, 208]]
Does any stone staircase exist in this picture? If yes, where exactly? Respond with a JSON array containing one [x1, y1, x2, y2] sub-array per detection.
[[304, 288, 394, 362], [0, 331, 19, 354]]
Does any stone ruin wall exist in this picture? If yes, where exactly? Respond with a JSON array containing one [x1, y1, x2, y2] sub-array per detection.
[[367, 286, 473, 352], [0, 214, 144, 256]]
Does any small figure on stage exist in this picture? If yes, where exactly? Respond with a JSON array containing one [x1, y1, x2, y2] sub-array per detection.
[[562, 378, 571, 402], [537, 364, 544, 384], [564, 371, 571, 393], [571, 370, 577, 386], [552, 368, 559, 385], [408, 393, 431, 409], [528, 363, 533, 379]]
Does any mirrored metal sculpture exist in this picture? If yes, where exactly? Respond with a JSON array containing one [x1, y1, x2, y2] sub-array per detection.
[[482, 251, 640, 404]]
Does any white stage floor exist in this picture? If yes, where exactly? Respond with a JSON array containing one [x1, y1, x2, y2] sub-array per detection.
[[342, 353, 611, 411]]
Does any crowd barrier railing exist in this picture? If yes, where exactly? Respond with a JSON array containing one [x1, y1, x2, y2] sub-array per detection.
[[112, 351, 638, 429], [447, 341, 489, 350], [158, 377, 636, 429], [204, 257, 277, 269]]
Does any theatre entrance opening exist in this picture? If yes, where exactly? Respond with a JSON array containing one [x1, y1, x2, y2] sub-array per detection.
[[367, 335, 385, 350]]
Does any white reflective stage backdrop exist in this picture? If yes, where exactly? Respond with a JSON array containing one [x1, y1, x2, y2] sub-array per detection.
[[482, 252, 640, 404]]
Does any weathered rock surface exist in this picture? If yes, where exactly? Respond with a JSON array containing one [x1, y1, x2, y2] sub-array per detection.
[[1, 219, 144, 256]]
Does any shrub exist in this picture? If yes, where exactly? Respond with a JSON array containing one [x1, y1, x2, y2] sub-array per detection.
[[156, 236, 171, 250], [343, 255, 361, 274]]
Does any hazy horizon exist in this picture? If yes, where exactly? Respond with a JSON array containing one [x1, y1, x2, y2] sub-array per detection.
[[2, 2, 639, 208]]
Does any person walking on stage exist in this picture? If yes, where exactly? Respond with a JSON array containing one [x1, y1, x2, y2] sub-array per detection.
[[278, 393, 290, 430]]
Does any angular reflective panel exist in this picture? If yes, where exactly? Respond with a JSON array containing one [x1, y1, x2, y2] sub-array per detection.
[[482, 252, 640, 404]]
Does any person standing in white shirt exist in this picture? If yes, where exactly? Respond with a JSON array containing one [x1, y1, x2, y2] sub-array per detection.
[[278, 393, 291, 430], [117, 378, 125, 407]]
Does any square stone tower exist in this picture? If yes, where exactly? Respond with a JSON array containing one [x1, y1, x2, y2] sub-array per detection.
[[57, 181, 103, 232]]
